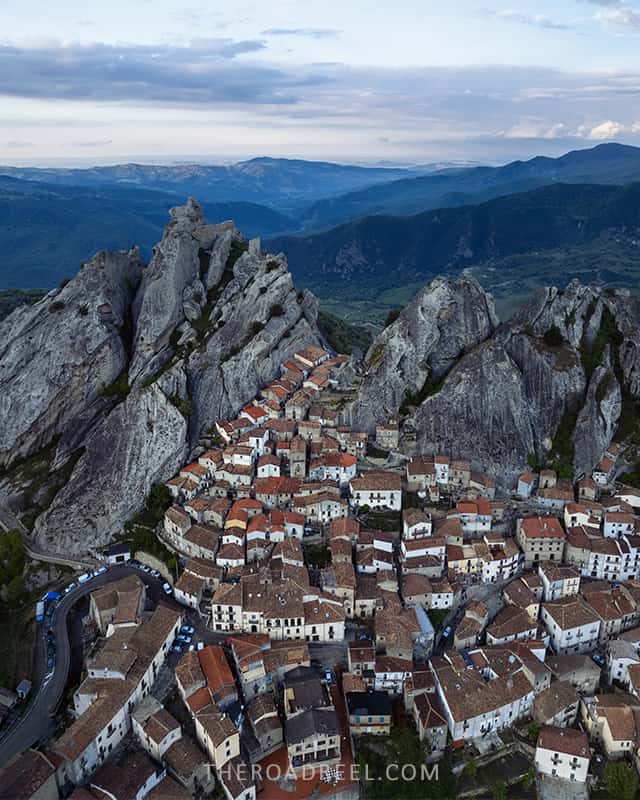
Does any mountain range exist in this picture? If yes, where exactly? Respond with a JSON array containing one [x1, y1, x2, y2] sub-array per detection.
[[299, 142, 640, 229], [2, 143, 640, 311], [0, 176, 293, 288], [270, 181, 640, 320], [0, 157, 412, 215]]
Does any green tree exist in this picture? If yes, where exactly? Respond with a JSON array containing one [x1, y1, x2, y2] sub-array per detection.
[[5, 574, 25, 605], [603, 762, 639, 800], [492, 781, 507, 800], [527, 722, 540, 742], [521, 767, 535, 787]]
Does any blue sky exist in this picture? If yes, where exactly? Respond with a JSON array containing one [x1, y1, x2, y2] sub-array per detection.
[[2, 0, 640, 165]]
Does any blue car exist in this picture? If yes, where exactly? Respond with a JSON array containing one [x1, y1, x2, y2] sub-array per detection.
[[181, 625, 195, 636], [172, 644, 183, 654], [177, 634, 192, 644]]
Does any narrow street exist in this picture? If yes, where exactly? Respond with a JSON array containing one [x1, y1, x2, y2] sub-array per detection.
[[0, 565, 170, 767]]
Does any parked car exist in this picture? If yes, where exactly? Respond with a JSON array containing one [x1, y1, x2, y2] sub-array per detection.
[[172, 644, 183, 654], [358, 633, 371, 641], [310, 659, 322, 670], [442, 626, 452, 638], [151, 570, 161, 579], [197, 642, 205, 651], [141, 565, 151, 574], [162, 582, 172, 595], [188, 644, 196, 652], [129, 559, 141, 569], [95, 566, 107, 575], [324, 669, 333, 684], [177, 634, 192, 644], [181, 625, 195, 635], [47, 655, 55, 669], [64, 582, 77, 594]]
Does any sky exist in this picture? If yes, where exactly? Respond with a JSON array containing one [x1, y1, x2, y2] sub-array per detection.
[[2, 0, 640, 165]]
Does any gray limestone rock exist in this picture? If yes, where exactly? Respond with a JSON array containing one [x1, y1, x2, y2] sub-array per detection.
[[1, 201, 323, 555], [350, 276, 498, 431], [0, 247, 143, 466]]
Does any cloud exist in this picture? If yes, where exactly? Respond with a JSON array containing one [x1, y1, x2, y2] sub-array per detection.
[[581, 0, 640, 29], [2, 39, 640, 162], [0, 38, 333, 105], [500, 121, 568, 139], [579, 119, 639, 138], [261, 28, 340, 39], [482, 8, 570, 30], [597, 5, 640, 28]]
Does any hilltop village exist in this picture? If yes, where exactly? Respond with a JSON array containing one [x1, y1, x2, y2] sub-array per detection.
[[4, 342, 640, 800]]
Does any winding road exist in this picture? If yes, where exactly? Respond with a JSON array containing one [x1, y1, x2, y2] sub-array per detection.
[[0, 564, 171, 767]]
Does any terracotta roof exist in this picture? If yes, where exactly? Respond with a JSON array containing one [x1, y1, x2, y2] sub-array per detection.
[[90, 750, 158, 800], [146, 776, 191, 800], [414, 692, 447, 730], [144, 708, 180, 745], [533, 681, 579, 722], [542, 596, 600, 630], [176, 650, 206, 695], [165, 506, 191, 528], [0, 750, 56, 799], [174, 572, 205, 597], [195, 708, 238, 748], [351, 471, 402, 492], [487, 606, 537, 640], [538, 562, 580, 583], [198, 645, 236, 700], [521, 516, 565, 540], [537, 725, 590, 758]]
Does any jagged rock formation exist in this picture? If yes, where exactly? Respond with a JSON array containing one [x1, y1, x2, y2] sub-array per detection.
[[350, 277, 498, 431], [363, 279, 640, 483], [0, 200, 321, 555], [0, 248, 143, 465]]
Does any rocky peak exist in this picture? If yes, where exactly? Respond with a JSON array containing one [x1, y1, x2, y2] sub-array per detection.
[[402, 279, 639, 482], [350, 275, 497, 430], [0, 201, 322, 555], [0, 247, 143, 466]]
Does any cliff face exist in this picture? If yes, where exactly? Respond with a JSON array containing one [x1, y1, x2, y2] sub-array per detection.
[[0, 248, 143, 465], [0, 200, 321, 555], [350, 276, 498, 431], [364, 279, 639, 482]]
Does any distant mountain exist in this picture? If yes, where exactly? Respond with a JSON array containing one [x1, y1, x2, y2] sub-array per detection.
[[0, 289, 46, 320], [0, 157, 412, 216], [300, 143, 640, 230], [0, 176, 294, 288], [269, 181, 640, 301]]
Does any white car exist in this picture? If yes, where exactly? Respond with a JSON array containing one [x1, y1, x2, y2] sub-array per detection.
[[162, 582, 172, 595], [95, 566, 107, 575]]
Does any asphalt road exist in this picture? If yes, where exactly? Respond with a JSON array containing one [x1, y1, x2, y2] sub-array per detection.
[[0, 558, 380, 768], [0, 564, 171, 767]]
